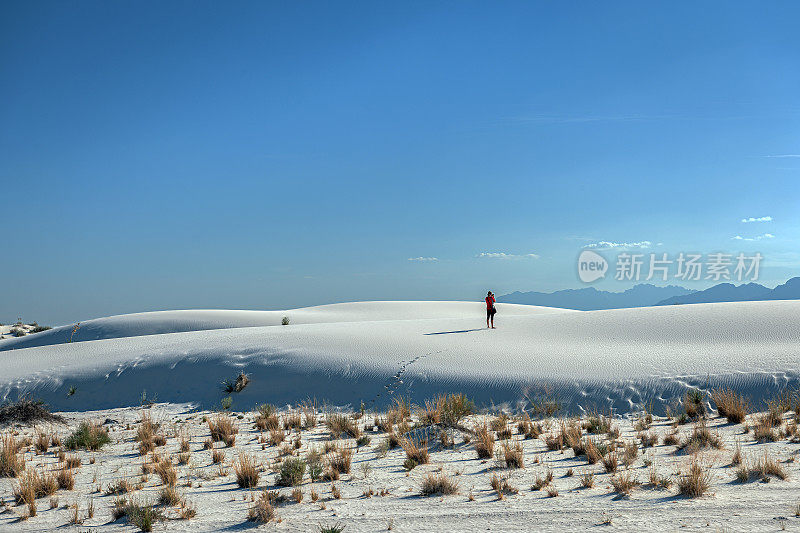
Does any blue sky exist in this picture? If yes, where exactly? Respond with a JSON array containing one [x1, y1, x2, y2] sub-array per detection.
[[2, 1, 799, 325]]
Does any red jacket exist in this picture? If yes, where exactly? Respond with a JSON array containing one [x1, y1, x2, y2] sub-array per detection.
[[485, 295, 495, 309]]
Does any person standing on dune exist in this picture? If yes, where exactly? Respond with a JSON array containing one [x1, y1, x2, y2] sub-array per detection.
[[486, 291, 496, 329]]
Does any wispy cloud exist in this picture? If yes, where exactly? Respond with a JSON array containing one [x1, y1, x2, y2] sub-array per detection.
[[584, 241, 652, 250], [476, 252, 539, 259], [732, 233, 774, 241], [408, 257, 438, 262], [741, 216, 773, 223], [762, 154, 800, 158]]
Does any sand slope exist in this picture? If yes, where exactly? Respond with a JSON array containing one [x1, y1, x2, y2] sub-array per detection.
[[1, 300, 797, 413]]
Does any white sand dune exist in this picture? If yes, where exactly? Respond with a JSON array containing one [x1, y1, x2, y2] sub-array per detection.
[[1, 300, 797, 414]]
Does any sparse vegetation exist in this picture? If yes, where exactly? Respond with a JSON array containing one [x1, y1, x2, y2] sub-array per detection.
[[65, 421, 110, 451], [0, 398, 64, 425], [234, 453, 260, 488], [678, 461, 711, 497], [710, 388, 749, 424], [420, 472, 459, 496]]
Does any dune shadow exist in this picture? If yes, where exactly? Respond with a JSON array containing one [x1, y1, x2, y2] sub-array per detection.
[[424, 329, 483, 336]]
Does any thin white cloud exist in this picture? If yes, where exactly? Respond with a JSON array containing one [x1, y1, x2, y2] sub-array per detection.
[[407, 257, 438, 262], [762, 154, 800, 158], [741, 216, 773, 223], [584, 241, 652, 250], [477, 252, 540, 259], [732, 233, 774, 241]]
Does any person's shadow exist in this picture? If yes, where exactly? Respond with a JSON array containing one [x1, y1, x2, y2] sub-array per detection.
[[423, 328, 483, 335]]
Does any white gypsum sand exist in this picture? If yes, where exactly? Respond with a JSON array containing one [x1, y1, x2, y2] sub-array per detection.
[[0, 300, 799, 413]]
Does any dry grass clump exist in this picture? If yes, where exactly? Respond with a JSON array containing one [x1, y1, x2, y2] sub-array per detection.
[[158, 485, 182, 506], [440, 393, 475, 426], [284, 411, 304, 431], [65, 454, 81, 469], [738, 452, 789, 482], [208, 415, 238, 446], [584, 438, 602, 464], [610, 471, 639, 495], [327, 444, 353, 474], [602, 452, 618, 473], [112, 497, 166, 531], [106, 478, 135, 495], [34, 428, 50, 454], [753, 415, 779, 442], [269, 428, 286, 446], [622, 441, 638, 467], [532, 469, 554, 490], [474, 422, 495, 458], [490, 413, 509, 432], [254, 404, 280, 432], [65, 421, 110, 451], [678, 420, 723, 453], [57, 467, 75, 490], [490, 473, 518, 499], [663, 430, 680, 446], [647, 463, 672, 489], [400, 437, 429, 470], [710, 388, 749, 424], [500, 440, 524, 469], [0, 433, 26, 477], [136, 412, 160, 442], [677, 461, 711, 497], [327, 413, 361, 439], [638, 431, 658, 448], [579, 470, 594, 488], [13, 469, 58, 505], [212, 449, 224, 464], [234, 453, 261, 488], [544, 432, 563, 451], [248, 491, 277, 523], [420, 472, 459, 496], [155, 458, 177, 487]]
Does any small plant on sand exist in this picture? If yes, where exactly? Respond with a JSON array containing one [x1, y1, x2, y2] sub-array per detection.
[[579, 470, 594, 488], [57, 467, 75, 490], [678, 420, 723, 453], [155, 458, 177, 487], [113, 497, 166, 532], [500, 440, 524, 469], [281, 316, 290, 326], [13, 469, 58, 505], [420, 472, 459, 496], [65, 421, 110, 451], [234, 453, 260, 488], [254, 404, 280, 431], [208, 415, 237, 444], [0, 398, 65, 425], [490, 473, 518, 499], [610, 471, 639, 495], [677, 461, 711, 498], [277, 457, 306, 486], [248, 490, 279, 522], [327, 413, 361, 439], [474, 422, 495, 458], [222, 372, 250, 394], [400, 437, 429, 470], [710, 388, 749, 424], [532, 469, 553, 490], [0, 433, 25, 477], [441, 393, 475, 426], [684, 389, 706, 419], [602, 452, 619, 473], [327, 444, 353, 474]]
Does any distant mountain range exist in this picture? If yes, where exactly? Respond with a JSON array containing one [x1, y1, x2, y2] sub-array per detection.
[[501, 277, 800, 310], [655, 276, 800, 306], [501, 284, 695, 310]]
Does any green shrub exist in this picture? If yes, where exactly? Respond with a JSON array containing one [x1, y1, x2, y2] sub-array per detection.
[[65, 421, 110, 451], [276, 457, 306, 486]]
